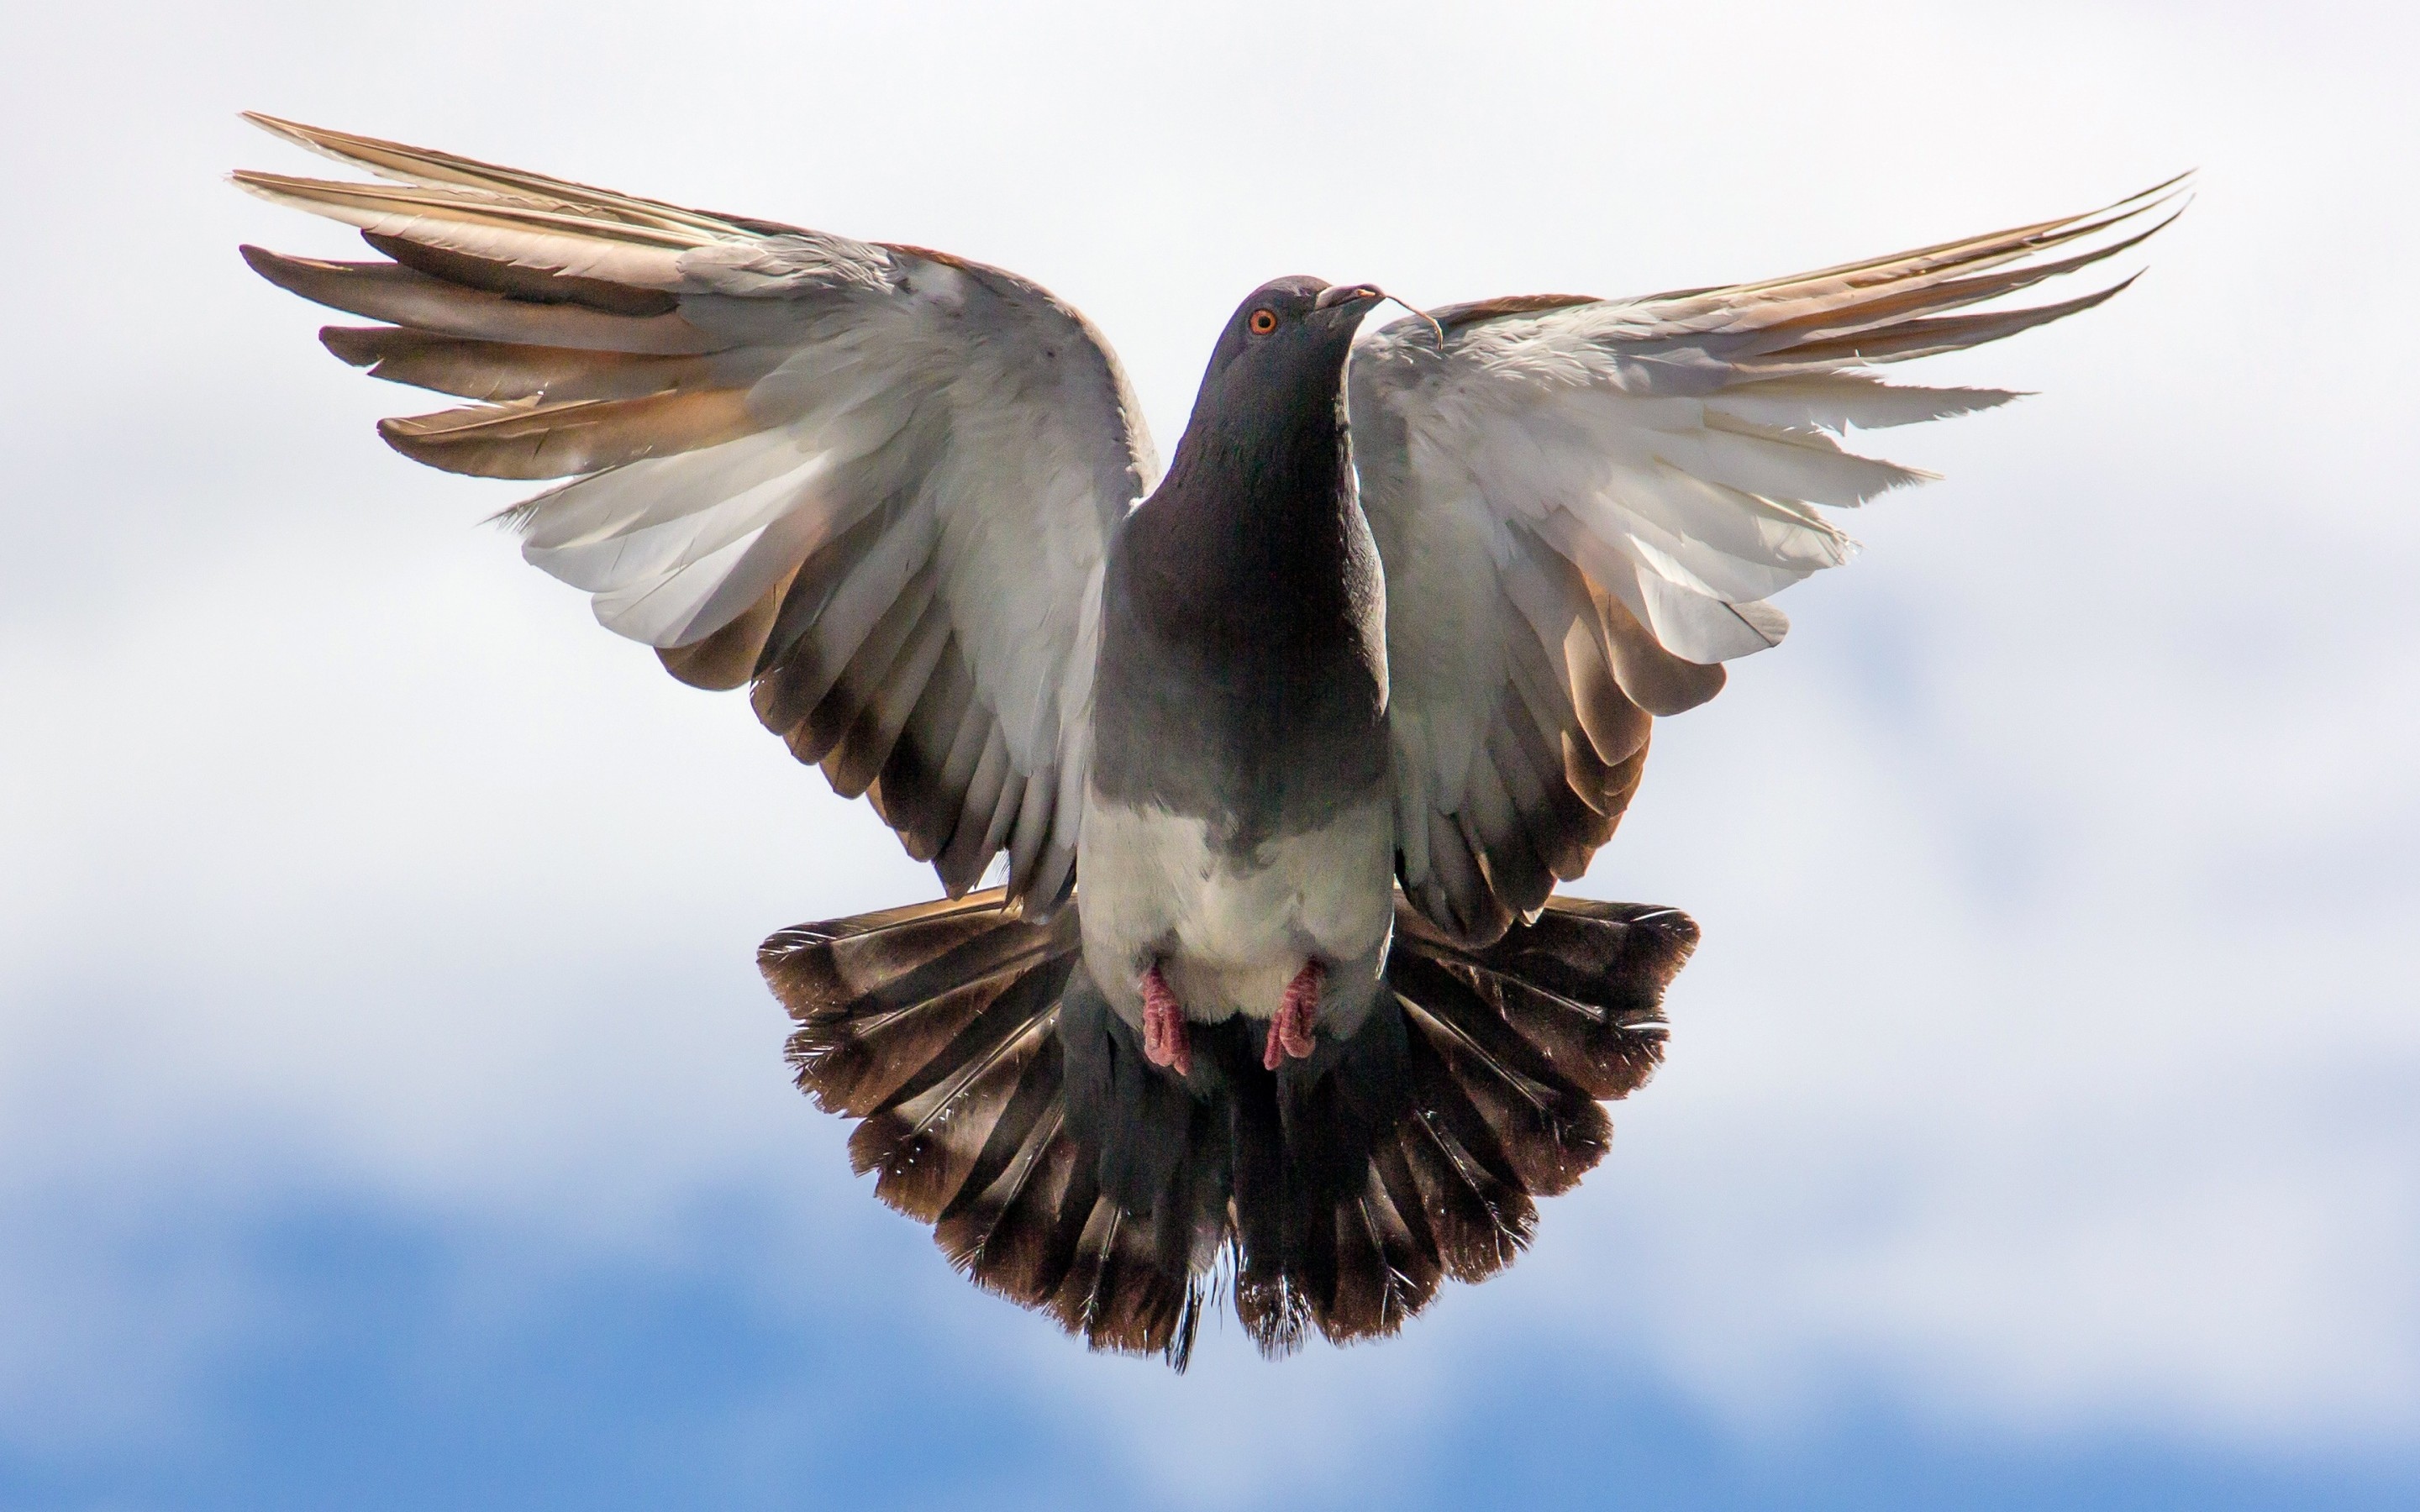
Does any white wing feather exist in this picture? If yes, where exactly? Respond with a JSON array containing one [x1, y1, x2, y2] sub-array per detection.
[[238, 116, 1156, 909], [1354, 178, 2186, 939]]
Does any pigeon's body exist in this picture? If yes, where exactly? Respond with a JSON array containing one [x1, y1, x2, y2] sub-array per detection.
[[233, 114, 2180, 1366], [1085, 278, 1395, 1049]]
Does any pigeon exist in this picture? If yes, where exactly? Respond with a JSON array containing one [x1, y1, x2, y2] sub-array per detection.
[[234, 114, 2183, 1367]]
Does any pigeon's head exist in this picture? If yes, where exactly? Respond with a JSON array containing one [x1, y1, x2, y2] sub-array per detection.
[[1201, 276, 1386, 394], [1166, 277, 1388, 476]]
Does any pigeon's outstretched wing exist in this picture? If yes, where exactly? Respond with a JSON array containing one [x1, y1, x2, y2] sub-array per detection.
[[1350, 179, 2186, 943], [237, 115, 1156, 911]]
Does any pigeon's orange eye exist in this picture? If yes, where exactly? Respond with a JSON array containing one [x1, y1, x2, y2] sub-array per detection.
[[1249, 308, 1278, 335]]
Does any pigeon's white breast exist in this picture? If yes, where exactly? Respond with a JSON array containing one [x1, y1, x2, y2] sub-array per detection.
[[1077, 787, 1395, 1026]]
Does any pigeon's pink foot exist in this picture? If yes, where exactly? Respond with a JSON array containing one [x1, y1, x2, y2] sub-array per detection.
[[1264, 961, 1323, 1070], [1141, 964, 1191, 1077]]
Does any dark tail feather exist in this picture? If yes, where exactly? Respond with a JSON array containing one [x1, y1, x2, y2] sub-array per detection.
[[758, 887, 1697, 1368], [761, 889, 1204, 1367], [1221, 893, 1695, 1352], [1392, 896, 1691, 1102]]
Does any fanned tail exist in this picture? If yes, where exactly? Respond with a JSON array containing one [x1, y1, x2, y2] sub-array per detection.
[[758, 888, 1697, 1368]]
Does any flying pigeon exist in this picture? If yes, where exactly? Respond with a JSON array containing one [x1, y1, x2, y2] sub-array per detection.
[[234, 115, 2181, 1367]]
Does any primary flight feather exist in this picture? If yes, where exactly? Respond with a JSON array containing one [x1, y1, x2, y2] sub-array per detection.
[[235, 114, 2181, 1365]]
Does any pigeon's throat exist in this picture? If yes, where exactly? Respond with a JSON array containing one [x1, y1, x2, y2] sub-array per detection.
[[1134, 402, 1371, 642]]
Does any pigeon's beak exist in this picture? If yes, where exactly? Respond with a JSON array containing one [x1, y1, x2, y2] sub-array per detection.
[[1315, 282, 1445, 346], [1313, 282, 1386, 313]]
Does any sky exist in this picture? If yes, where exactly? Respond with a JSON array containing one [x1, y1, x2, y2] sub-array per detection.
[[2, 1, 2417, 1507]]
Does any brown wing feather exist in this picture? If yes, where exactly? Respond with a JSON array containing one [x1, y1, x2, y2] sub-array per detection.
[[239, 245, 721, 354], [360, 231, 679, 317], [318, 325, 735, 405], [656, 568, 796, 691], [1407, 528, 1666, 945], [376, 388, 759, 479]]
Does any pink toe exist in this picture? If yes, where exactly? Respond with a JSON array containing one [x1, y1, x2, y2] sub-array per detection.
[[1141, 966, 1190, 1075], [1265, 962, 1324, 1066]]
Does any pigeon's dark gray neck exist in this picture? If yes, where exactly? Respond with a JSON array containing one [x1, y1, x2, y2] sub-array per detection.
[[1092, 362, 1390, 851], [1128, 383, 1370, 642]]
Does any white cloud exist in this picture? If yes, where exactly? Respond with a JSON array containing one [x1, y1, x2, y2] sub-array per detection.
[[2, 0, 2416, 1476]]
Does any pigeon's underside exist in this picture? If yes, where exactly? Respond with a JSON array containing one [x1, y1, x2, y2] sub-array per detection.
[[235, 114, 2181, 1367]]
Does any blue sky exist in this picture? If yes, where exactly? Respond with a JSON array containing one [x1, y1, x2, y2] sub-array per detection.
[[3, 2, 2417, 1507]]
